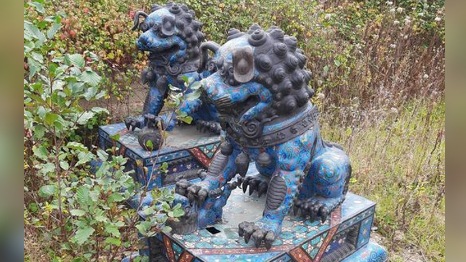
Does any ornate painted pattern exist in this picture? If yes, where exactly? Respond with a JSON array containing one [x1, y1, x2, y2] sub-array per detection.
[[100, 123, 220, 162], [188, 147, 213, 167], [337, 206, 375, 234], [301, 231, 328, 260], [99, 123, 221, 189], [198, 143, 219, 158], [154, 191, 378, 262], [357, 215, 374, 249], [343, 242, 387, 262]]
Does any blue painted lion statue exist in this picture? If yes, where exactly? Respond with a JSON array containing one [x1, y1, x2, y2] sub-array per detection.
[[126, 2, 220, 150], [172, 24, 352, 250]]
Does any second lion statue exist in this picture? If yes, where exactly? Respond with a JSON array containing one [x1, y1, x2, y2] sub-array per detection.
[[174, 24, 352, 250], [126, 2, 221, 150]]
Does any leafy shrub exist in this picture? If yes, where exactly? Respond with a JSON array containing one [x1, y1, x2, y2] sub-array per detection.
[[24, 1, 183, 261]]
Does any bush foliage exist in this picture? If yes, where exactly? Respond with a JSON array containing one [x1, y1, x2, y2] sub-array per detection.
[[24, 0, 445, 261]]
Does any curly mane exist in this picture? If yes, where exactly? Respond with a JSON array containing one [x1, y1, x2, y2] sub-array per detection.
[[151, 2, 205, 60], [228, 24, 315, 118]]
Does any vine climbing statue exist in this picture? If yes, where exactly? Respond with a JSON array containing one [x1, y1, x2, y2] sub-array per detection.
[[126, 2, 221, 150], [173, 24, 352, 250]]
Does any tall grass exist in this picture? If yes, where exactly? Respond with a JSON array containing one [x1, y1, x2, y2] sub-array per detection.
[[320, 99, 445, 261]]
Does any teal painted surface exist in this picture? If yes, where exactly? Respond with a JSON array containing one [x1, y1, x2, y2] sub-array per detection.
[[343, 241, 387, 262]]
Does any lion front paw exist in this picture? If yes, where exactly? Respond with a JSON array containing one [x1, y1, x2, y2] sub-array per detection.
[[175, 179, 240, 207], [125, 116, 143, 131], [238, 220, 278, 250]]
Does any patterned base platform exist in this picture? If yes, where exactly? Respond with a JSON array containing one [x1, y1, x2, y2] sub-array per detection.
[[147, 187, 387, 262], [98, 123, 221, 189]]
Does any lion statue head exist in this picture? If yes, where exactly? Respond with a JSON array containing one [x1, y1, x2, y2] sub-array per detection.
[[132, 2, 205, 69], [198, 24, 314, 132]]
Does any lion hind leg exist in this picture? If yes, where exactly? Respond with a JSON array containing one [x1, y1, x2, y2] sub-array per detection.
[[295, 146, 351, 222]]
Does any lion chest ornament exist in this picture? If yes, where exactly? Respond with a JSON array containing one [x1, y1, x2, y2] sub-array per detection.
[[173, 24, 352, 250]]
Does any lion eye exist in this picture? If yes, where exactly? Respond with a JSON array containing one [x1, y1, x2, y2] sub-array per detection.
[[139, 22, 149, 32]]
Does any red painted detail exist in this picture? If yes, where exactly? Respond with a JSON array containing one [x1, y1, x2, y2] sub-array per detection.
[[188, 147, 212, 167], [314, 226, 338, 262], [163, 235, 176, 262], [118, 145, 127, 156], [178, 251, 194, 262], [330, 206, 342, 227], [290, 246, 312, 262]]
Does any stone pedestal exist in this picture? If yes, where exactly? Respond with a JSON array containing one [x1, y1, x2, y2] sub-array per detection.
[[98, 123, 221, 189], [145, 166, 387, 262], [99, 124, 387, 262]]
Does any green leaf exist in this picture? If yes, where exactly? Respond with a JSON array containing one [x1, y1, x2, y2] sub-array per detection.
[[59, 161, 70, 170], [33, 125, 45, 139], [29, 1, 45, 13], [77, 112, 95, 125], [190, 81, 202, 90], [28, 203, 39, 213], [76, 186, 91, 205], [44, 113, 59, 125], [83, 86, 98, 101], [47, 23, 61, 39], [31, 52, 44, 63], [110, 133, 120, 141], [145, 140, 153, 151], [172, 208, 184, 218], [185, 89, 201, 101], [97, 149, 108, 161], [91, 107, 109, 114], [73, 226, 95, 245], [179, 115, 193, 124], [33, 145, 48, 161], [70, 209, 86, 216], [135, 222, 151, 235], [168, 84, 181, 92], [323, 65, 329, 74], [24, 21, 46, 44], [76, 152, 94, 166], [160, 162, 169, 173], [109, 193, 125, 202], [105, 237, 121, 246], [161, 202, 170, 212], [105, 224, 121, 237], [95, 209, 108, 222], [65, 54, 85, 68], [39, 163, 55, 175], [79, 70, 101, 87], [67, 142, 88, 151], [38, 184, 56, 198]]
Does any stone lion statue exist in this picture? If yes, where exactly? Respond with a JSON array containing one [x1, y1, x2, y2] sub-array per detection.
[[126, 2, 220, 150], [174, 24, 352, 250]]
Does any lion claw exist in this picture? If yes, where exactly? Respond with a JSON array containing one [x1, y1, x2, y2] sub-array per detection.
[[293, 198, 331, 223], [125, 116, 142, 131], [238, 221, 276, 250], [241, 175, 268, 197]]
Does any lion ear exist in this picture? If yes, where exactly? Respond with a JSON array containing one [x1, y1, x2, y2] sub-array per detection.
[[232, 46, 254, 83]]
